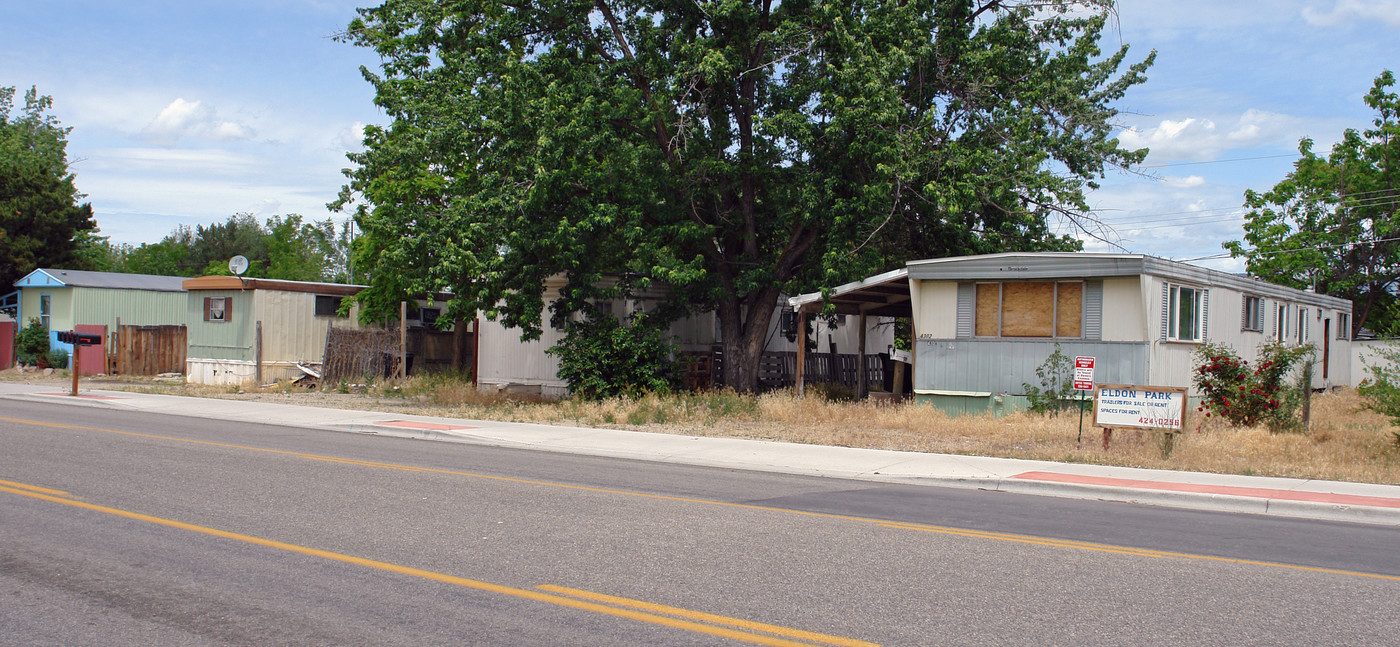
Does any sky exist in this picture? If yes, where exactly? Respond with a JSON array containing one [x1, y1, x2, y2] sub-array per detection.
[[1, 1, 1397, 274]]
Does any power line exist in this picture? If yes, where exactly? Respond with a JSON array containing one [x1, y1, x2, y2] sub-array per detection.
[[1140, 153, 1299, 169]]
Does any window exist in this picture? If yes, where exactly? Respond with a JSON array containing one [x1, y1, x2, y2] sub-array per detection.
[[1167, 284, 1204, 342], [974, 281, 1083, 338], [1242, 295, 1264, 332], [1297, 308, 1309, 345], [315, 295, 346, 317], [1276, 303, 1290, 340], [1339, 313, 1351, 340], [420, 307, 441, 325], [204, 296, 231, 322], [39, 293, 51, 330]]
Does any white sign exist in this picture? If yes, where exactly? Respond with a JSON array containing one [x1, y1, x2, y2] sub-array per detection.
[[1091, 384, 1188, 431], [1073, 356, 1095, 391]]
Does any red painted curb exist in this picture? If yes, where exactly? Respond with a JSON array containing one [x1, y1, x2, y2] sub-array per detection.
[[1012, 471, 1400, 509]]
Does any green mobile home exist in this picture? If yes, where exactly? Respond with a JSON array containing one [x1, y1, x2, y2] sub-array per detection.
[[11, 268, 188, 370], [183, 275, 363, 385]]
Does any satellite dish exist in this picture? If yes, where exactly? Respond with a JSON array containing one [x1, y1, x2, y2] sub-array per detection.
[[228, 255, 249, 276]]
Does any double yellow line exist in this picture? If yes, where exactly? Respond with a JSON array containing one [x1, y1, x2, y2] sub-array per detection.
[[0, 475, 873, 646]]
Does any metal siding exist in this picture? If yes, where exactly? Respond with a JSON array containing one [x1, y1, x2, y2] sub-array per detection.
[[187, 290, 252, 361], [1084, 280, 1103, 340], [71, 287, 187, 329], [914, 338, 1148, 394]]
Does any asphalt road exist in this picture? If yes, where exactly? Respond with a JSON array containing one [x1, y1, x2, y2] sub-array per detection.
[[2, 398, 1398, 646]]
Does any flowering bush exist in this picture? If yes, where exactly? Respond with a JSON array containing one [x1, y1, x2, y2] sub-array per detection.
[[1192, 341, 1312, 432]]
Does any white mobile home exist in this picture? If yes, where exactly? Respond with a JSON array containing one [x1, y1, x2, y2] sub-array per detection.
[[792, 253, 1353, 415], [476, 275, 891, 397]]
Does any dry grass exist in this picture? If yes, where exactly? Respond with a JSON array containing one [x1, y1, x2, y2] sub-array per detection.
[[7, 368, 1399, 484]]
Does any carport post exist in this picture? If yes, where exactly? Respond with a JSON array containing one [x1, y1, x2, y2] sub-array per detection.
[[795, 309, 807, 397], [71, 344, 79, 396], [857, 312, 868, 400]]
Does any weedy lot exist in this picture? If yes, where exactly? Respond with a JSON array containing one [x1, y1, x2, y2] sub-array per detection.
[[8, 370, 1400, 485]]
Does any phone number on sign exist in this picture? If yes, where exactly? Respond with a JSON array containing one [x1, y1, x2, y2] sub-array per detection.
[[1138, 417, 1180, 427]]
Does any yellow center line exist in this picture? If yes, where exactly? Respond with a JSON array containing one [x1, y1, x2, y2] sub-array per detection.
[[537, 584, 878, 647], [0, 482, 872, 647], [0, 478, 71, 497], [5, 414, 1399, 582]]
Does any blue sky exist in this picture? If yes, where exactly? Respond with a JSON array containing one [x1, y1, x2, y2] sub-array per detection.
[[2, 1, 1397, 273]]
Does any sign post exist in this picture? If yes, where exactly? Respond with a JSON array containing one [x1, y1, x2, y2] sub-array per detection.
[[1073, 356, 1095, 443], [56, 330, 102, 396]]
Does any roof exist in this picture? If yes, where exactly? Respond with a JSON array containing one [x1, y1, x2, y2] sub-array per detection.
[[14, 268, 187, 292], [182, 275, 365, 296], [788, 267, 912, 317], [789, 252, 1354, 316]]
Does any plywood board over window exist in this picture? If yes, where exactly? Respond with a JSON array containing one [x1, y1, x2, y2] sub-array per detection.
[[975, 283, 1000, 337], [1056, 282, 1083, 338], [1001, 281, 1055, 337]]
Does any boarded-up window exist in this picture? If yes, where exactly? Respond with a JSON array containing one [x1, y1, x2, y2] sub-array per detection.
[[1055, 282, 1082, 338], [1001, 282, 1055, 337], [975, 283, 1000, 336], [975, 281, 1082, 338], [204, 296, 231, 322]]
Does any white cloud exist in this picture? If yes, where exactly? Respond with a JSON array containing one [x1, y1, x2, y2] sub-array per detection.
[[336, 121, 368, 151], [139, 98, 256, 146], [1163, 175, 1207, 188], [1118, 118, 1221, 161], [1302, 1, 1400, 27], [1117, 109, 1316, 164]]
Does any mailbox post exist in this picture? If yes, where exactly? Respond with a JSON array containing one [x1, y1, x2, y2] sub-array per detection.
[[55, 330, 102, 396]]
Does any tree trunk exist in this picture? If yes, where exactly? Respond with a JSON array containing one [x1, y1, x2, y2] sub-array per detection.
[[716, 292, 779, 393]]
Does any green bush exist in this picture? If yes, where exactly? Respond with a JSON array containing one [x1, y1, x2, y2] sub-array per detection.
[[15, 319, 49, 366], [549, 312, 678, 400], [1359, 341, 1400, 432], [44, 348, 69, 370], [1192, 341, 1312, 432], [1023, 343, 1077, 415]]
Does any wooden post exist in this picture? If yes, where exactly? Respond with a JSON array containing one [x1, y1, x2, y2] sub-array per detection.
[[795, 310, 807, 397], [70, 343, 79, 396], [857, 312, 868, 400], [471, 316, 480, 388], [399, 301, 408, 380], [113, 317, 120, 375], [255, 320, 263, 386]]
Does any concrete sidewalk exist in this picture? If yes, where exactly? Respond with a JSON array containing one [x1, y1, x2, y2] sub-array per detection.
[[4, 381, 1400, 526]]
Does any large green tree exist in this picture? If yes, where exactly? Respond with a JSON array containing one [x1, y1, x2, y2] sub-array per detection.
[[337, 0, 1152, 391], [1226, 71, 1400, 337], [108, 213, 353, 282], [0, 86, 98, 289]]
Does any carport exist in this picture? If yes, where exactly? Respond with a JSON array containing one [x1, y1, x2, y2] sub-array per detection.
[[787, 267, 913, 398]]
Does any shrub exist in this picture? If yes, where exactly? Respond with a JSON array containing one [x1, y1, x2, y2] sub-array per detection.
[[44, 348, 69, 371], [1358, 340, 1400, 430], [549, 312, 678, 400], [1023, 343, 1077, 415], [15, 319, 49, 366], [1193, 341, 1312, 432]]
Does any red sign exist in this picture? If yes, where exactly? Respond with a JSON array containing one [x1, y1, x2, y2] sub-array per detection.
[[1073, 356, 1095, 391]]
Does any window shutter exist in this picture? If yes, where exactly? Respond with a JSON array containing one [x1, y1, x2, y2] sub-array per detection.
[[1084, 280, 1103, 341], [1201, 289, 1209, 341], [955, 283, 974, 338], [226, 296, 233, 319], [1160, 282, 1169, 340], [203, 297, 211, 321]]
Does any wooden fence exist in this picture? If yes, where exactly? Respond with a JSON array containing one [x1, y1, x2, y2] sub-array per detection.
[[681, 349, 885, 393], [322, 325, 475, 382], [114, 325, 186, 375]]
